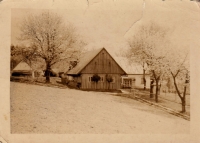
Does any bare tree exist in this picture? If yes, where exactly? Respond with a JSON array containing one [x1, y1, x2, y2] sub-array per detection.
[[127, 22, 169, 102], [165, 47, 190, 112], [119, 47, 148, 90], [19, 11, 84, 83]]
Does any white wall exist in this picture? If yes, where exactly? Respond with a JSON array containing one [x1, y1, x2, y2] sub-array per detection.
[[122, 74, 150, 89]]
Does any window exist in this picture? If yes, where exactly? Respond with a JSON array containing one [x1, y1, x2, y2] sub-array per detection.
[[88, 76, 92, 82], [124, 79, 131, 87]]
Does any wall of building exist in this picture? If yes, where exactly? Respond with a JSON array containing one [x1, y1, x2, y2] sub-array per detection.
[[81, 74, 121, 90], [121, 74, 150, 89], [81, 49, 125, 74]]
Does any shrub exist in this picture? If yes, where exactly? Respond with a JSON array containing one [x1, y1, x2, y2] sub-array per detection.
[[61, 75, 69, 85], [106, 74, 113, 83], [91, 74, 101, 83], [34, 70, 44, 77], [68, 81, 80, 89], [106, 74, 113, 89]]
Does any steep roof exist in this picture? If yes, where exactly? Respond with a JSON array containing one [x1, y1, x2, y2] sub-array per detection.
[[67, 48, 103, 75], [12, 61, 32, 71], [67, 48, 126, 75]]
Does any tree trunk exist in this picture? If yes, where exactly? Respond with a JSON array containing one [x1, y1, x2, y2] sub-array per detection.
[[152, 70, 160, 102], [150, 83, 154, 98], [158, 82, 161, 95], [150, 79, 154, 98], [181, 98, 186, 113], [143, 69, 146, 90], [171, 71, 187, 113], [45, 62, 51, 83], [46, 73, 50, 83], [155, 79, 159, 103], [181, 83, 187, 113]]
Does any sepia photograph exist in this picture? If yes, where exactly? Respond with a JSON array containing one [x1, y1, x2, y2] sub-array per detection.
[[0, 0, 200, 142]]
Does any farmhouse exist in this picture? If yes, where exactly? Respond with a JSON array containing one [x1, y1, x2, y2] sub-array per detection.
[[67, 48, 126, 90]]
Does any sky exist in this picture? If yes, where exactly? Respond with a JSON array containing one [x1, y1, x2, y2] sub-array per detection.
[[11, 0, 200, 55]]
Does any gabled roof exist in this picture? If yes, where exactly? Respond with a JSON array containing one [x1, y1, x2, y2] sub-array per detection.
[[67, 47, 126, 75], [67, 48, 103, 75], [114, 57, 149, 75], [12, 61, 32, 71]]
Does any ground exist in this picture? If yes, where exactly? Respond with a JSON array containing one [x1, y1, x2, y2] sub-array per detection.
[[121, 88, 190, 116], [10, 82, 189, 134]]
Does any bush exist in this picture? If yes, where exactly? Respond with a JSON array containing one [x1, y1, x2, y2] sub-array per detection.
[[106, 74, 113, 83], [34, 70, 44, 77], [61, 75, 69, 85], [67, 81, 80, 89], [91, 74, 101, 83], [106, 74, 113, 89]]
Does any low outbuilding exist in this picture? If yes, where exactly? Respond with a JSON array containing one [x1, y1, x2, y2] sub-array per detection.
[[11, 60, 34, 77]]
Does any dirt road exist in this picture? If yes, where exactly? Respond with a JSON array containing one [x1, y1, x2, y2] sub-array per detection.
[[10, 82, 189, 134]]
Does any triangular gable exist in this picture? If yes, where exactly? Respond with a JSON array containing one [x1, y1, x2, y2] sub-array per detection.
[[67, 47, 127, 75], [10, 59, 22, 71], [12, 61, 32, 71], [67, 48, 103, 75], [86, 48, 126, 74]]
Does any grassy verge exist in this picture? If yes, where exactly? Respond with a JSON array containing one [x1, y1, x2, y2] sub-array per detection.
[[81, 89, 122, 93], [117, 88, 190, 116], [10, 76, 122, 93], [10, 76, 68, 88]]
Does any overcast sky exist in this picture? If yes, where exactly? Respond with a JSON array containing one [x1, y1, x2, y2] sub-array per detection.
[[11, 0, 200, 54]]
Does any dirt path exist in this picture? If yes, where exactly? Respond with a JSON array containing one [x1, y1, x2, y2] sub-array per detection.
[[10, 82, 189, 134]]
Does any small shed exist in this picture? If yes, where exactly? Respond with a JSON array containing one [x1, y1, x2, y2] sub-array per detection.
[[11, 61, 34, 77]]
